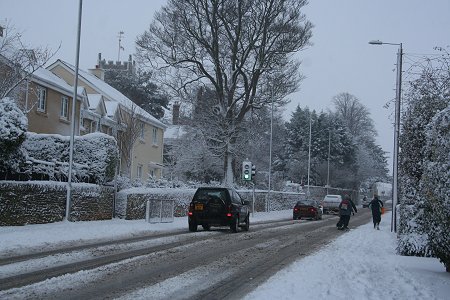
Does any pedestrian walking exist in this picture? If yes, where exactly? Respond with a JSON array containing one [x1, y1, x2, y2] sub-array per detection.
[[369, 195, 384, 230], [336, 194, 357, 230]]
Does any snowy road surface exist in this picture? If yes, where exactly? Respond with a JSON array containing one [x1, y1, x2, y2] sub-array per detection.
[[0, 209, 448, 299]]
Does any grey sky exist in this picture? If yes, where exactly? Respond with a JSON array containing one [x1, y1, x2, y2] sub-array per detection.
[[2, 0, 450, 174]]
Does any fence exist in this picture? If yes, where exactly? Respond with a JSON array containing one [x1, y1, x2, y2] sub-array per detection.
[[145, 199, 175, 223]]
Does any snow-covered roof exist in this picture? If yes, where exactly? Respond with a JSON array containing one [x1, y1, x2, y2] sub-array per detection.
[[87, 94, 102, 110], [104, 100, 119, 118], [47, 60, 167, 130], [32, 68, 85, 100], [164, 125, 187, 140]]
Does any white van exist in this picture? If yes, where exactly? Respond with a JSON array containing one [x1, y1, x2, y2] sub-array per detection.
[[322, 194, 342, 214]]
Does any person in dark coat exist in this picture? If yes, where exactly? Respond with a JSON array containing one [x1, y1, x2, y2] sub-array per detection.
[[336, 194, 357, 230], [369, 195, 384, 230]]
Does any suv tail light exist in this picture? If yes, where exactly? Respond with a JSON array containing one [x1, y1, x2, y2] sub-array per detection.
[[188, 203, 194, 216], [226, 205, 232, 217]]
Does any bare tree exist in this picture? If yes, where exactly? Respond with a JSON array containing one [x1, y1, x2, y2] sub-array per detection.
[[136, 0, 313, 185], [116, 105, 144, 177], [0, 21, 58, 100], [332, 93, 376, 138]]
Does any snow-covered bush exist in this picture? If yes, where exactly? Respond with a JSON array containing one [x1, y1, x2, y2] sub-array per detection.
[[398, 49, 450, 258], [422, 106, 450, 271], [398, 95, 440, 256], [0, 97, 28, 173], [23, 132, 119, 184]]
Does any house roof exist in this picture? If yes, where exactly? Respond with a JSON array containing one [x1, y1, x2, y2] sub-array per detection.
[[164, 125, 187, 140], [104, 100, 120, 118], [47, 59, 167, 129], [32, 67, 85, 100]]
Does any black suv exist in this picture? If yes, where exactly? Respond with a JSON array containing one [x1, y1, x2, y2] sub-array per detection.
[[188, 187, 250, 233]]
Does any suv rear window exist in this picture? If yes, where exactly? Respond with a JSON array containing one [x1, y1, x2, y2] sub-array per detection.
[[194, 189, 227, 203]]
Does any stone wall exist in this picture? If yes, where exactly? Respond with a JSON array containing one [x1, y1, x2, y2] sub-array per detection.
[[0, 181, 114, 226], [117, 188, 308, 219], [116, 186, 357, 220]]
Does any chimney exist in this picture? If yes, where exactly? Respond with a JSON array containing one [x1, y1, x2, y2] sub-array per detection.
[[173, 102, 180, 125], [88, 67, 105, 80], [88, 52, 105, 80]]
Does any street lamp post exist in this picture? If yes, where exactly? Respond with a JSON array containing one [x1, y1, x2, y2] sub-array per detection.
[[369, 40, 403, 233], [326, 129, 331, 194], [267, 93, 274, 212], [306, 114, 312, 197]]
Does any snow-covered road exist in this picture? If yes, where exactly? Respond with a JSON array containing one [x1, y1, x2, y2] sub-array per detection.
[[0, 210, 448, 299]]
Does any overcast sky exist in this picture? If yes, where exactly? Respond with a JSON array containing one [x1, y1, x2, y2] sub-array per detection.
[[2, 0, 450, 174]]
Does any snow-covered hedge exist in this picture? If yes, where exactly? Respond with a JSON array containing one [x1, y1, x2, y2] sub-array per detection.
[[23, 132, 119, 184], [0, 97, 28, 173], [422, 106, 450, 271]]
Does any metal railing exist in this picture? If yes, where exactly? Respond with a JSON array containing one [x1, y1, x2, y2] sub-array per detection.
[[145, 199, 175, 223]]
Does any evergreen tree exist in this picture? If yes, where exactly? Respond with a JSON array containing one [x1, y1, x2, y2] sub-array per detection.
[[398, 49, 449, 256], [0, 97, 27, 175], [104, 69, 169, 119], [422, 105, 450, 271]]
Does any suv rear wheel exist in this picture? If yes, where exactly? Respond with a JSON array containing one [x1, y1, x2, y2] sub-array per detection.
[[189, 220, 198, 232], [242, 214, 250, 231], [230, 216, 239, 233]]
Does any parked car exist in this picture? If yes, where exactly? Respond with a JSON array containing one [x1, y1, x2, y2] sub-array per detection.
[[322, 194, 342, 214], [188, 187, 250, 233], [293, 200, 323, 220], [361, 197, 370, 208]]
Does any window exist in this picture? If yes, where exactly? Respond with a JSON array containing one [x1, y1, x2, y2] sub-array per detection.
[[148, 167, 155, 178], [139, 122, 145, 140], [60, 96, 69, 119], [37, 87, 47, 112], [137, 164, 143, 179], [90, 121, 98, 133], [152, 127, 158, 145]]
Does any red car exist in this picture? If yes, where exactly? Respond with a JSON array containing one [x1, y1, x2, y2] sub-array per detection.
[[293, 200, 323, 220]]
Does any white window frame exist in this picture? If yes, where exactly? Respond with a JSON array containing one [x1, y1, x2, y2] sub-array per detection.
[[60, 96, 69, 119], [139, 122, 145, 141], [37, 87, 47, 112], [152, 127, 158, 145]]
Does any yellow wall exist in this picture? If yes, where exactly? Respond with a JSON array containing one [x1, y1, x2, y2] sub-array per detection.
[[26, 82, 80, 136], [131, 123, 164, 179]]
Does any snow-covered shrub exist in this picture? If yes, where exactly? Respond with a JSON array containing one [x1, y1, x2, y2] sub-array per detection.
[[73, 133, 119, 184], [398, 93, 448, 256], [23, 132, 119, 184], [422, 106, 450, 271], [0, 97, 28, 173]]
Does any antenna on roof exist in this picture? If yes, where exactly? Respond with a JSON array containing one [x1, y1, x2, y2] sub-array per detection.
[[117, 31, 125, 61]]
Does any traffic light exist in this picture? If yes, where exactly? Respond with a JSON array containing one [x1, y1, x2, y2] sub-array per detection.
[[242, 160, 252, 181], [251, 164, 256, 177]]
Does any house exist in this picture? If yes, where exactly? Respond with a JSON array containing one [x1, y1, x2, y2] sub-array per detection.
[[1, 53, 87, 136], [23, 67, 87, 136], [46, 59, 167, 180]]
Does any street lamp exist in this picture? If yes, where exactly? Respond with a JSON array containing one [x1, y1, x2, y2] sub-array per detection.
[[326, 129, 331, 194], [369, 40, 403, 233], [66, 0, 83, 221], [267, 90, 274, 212], [306, 114, 312, 197]]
